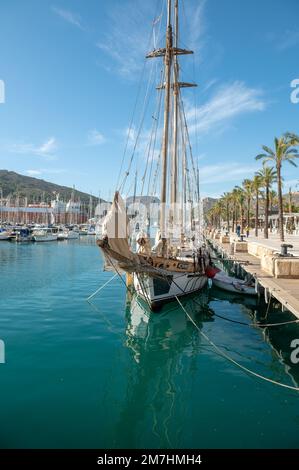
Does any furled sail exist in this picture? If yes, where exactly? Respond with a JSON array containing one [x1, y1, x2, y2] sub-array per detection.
[[101, 191, 135, 261], [97, 192, 195, 277]]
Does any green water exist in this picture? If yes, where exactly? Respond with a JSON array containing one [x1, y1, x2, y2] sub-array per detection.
[[0, 239, 299, 449]]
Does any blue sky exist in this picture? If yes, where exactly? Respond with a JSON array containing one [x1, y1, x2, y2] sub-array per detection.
[[0, 0, 298, 200]]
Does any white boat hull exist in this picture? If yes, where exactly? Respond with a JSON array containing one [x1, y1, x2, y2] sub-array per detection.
[[32, 235, 57, 242], [213, 272, 257, 296], [0, 232, 11, 240], [58, 231, 79, 240], [133, 271, 207, 309]]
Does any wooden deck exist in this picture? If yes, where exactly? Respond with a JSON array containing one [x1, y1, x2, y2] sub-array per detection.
[[207, 237, 299, 319]]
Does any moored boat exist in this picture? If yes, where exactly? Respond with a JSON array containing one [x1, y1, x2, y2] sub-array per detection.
[[15, 228, 33, 243], [0, 230, 12, 240], [212, 270, 257, 296], [0, 228, 12, 240], [97, 0, 209, 310], [32, 228, 58, 242], [57, 228, 80, 240]]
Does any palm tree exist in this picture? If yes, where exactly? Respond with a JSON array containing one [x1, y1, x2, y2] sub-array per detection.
[[213, 201, 224, 229], [288, 186, 293, 214], [252, 175, 263, 237], [207, 201, 223, 229], [234, 187, 246, 233], [242, 178, 253, 229], [221, 192, 231, 232], [231, 187, 240, 233], [269, 189, 277, 213], [256, 166, 277, 239], [256, 132, 299, 241]]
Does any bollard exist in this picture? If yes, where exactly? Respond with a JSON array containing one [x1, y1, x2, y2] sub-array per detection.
[[280, 244, 293, 257]]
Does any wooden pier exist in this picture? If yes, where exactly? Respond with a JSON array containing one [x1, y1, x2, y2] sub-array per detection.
[[206, 235, 299, 319]]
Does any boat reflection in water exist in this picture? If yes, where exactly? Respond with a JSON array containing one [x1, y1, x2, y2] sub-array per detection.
[[113, 291, 214, 448], [125, 290, 214, 362]]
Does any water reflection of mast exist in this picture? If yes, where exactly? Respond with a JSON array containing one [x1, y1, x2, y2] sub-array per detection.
[[113, 293, 213, 447]]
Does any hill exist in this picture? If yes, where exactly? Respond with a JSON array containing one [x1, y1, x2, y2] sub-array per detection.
[[202, 197, 218, 213], [0, 170, 103, 204]]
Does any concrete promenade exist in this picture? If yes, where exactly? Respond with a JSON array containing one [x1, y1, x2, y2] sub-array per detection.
[[206, 230, 299, 319]]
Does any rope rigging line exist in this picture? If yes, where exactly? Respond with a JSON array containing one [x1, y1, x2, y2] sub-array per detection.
[[179, 91, 200, 203], [140, 67, 164, 197], [118, 0, 165, 195], [127, 259, 299, 390], [119, 58, 157, 194], [174, 293, 299, 392], [86, 273, 118, 301]]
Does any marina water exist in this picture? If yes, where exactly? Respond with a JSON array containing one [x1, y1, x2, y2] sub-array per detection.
[[0, 238, 299, 448]]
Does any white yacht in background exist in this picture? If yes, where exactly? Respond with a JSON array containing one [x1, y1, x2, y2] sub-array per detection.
[[32, 227, 58, 242], [57, 228, 80, 240], [0, 228, 12, 240]]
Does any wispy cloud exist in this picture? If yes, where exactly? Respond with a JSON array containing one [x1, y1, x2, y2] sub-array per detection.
[[9, 137, 58, 159], [87, 129, 106, 146], [200, 163, 259, 185], [26, 170, 42, 177], [123, 125, 160, 162], [186, 81, 266, 136], [96, 0, 161, 79], [266, 30, 299, 52], [278, 30, 299, 51], [52, 6, 84, 30], [185, 0, 207, 53], [25, 168, 66, 177], [96, 0, 208, 79]]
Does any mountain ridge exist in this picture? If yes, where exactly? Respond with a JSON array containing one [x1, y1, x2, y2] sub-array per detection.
[[0, 170, 103, 204]]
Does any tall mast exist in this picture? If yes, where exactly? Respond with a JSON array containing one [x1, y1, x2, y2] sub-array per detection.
[[146, 0, 195, 247], [160, 0, 172, 240], [181, 138, 187, 240], [171, 0, 179, 208]]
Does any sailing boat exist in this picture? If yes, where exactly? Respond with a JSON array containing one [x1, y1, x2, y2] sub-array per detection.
[[97, 0, 209, 310]]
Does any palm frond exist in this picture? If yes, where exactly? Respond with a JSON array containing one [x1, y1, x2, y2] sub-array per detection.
[[284, 132, 299, 145], [262, 145, 275, 156], [256, 153, 268, 160], [285, 147, 298, 155], [286, 159, 298, 167]]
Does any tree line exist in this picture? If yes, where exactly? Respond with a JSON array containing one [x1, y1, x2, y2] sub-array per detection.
[[206, 132, 299, 241]]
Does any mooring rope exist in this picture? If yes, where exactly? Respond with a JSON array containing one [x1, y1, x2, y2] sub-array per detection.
[[86, 273, 118, 301], [89, 245, 299, 390], [174, 294, 299, 392]]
